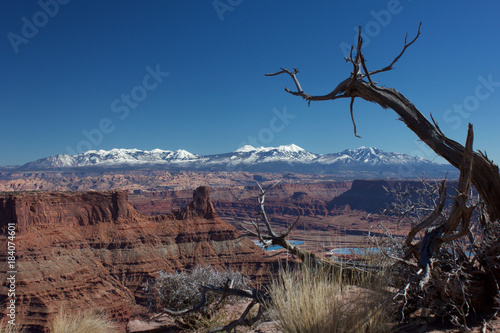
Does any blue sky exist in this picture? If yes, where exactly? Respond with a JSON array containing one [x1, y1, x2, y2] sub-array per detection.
[[2, 1, 500, 166]]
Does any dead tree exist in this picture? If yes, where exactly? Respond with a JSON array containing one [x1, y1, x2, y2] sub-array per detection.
[[266, 25, 500, 321], [240, 178, 338, 269], [265, 24, 500, 223], [387, 126, 481, 324]]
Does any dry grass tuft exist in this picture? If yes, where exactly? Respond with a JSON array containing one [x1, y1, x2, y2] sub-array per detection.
[[48, 309, 117, 333], [0, 320, 26, 333], [268, 262, 392, 333]]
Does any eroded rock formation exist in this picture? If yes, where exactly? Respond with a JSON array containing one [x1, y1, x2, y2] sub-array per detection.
[[0, 191, 133, 234], [170, 186, 218, 220], [0, 187, 269, 332], [327, 179, 459, 213]]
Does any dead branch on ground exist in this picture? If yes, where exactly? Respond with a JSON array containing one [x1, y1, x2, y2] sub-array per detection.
[[161, 281, 270, 333]]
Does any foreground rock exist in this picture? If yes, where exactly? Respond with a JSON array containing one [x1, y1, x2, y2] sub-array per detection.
[[0, 187, 269, 332]]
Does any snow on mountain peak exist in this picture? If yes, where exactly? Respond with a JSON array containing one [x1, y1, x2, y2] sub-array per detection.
[[235, 145, 257, 153], [150, 148, 169, 154], [277, 144, 305, 152], [348, 146, 379, 153], [172, 149, 197, 160], [235, 144, 306, 154], [49, 148, 200, 167], [82, 148, 141, 156]]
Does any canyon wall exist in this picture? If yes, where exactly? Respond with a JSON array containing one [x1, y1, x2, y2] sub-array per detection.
[[0, 191, 133, 234], [328, 179, 459, 213], [0, 187, 269, 332]]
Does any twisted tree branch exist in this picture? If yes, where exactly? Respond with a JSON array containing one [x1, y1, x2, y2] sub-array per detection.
[[162, 282, 270, 333], [265, 23, 500, 222]]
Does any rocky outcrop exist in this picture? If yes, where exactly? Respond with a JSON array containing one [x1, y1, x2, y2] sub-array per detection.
[[328, 179, 459, 213], [0, 191, 133, 234], [170, 186, 218, 220], [0, 187, 269, 332]]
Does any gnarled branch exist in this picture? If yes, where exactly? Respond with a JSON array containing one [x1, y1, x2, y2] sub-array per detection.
[[241, 177, 334, 268], [266, 23, 500, 222], [367, 22, 422, 76], [162, 282, 270, 333]]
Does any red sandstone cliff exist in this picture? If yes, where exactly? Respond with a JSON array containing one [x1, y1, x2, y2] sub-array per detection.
[[0, 187, 269, 332], [0, 191, 134, 234]]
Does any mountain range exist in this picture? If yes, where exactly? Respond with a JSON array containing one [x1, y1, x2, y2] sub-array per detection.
[[14, 144, 457, 178]]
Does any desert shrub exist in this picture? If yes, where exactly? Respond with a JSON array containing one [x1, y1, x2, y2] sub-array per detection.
[[144, 265, 250, 330], [146, 265, 250, 311], [48, 309, 117, 333], [268, 262, 392, 333]]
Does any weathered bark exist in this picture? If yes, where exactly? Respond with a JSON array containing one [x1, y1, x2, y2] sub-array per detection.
[[266, 25, 500, 223], [345, 83, 500, 222], [266, 25, 500, 322]]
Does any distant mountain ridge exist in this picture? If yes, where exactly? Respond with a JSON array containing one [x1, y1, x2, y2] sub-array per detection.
[[16, 144, 457, 179]]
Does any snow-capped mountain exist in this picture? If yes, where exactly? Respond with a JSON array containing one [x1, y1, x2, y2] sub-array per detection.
[[317, 146, 426, 165], [204, 144, 318, 167], [21, 148, 200, 170], [16, 145, 456, 179]]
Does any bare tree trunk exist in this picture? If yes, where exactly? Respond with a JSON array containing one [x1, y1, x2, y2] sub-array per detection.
[[266, 24, 500, 222], [350, 82, 500, 222], [266, 24, 500, 320]]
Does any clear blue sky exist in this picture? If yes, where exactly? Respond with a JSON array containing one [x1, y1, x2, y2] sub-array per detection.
[[2, 1, 500, 166]]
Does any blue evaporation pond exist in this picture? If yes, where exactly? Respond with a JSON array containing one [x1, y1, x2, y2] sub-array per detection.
[[254, 240, 305, 251], [329, 247, 473, 257], [328, 247, 381, 256]]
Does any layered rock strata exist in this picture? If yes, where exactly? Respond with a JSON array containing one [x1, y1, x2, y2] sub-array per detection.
[[0, 187, 268, 332]]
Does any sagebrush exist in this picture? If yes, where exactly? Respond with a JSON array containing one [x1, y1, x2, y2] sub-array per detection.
[[144, 266, 251, 330]]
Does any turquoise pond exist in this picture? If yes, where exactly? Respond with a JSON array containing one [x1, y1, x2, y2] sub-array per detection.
[[328, 247, 381, 255], [253, 243, 379, 254], [254, 244, 473, 257]]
